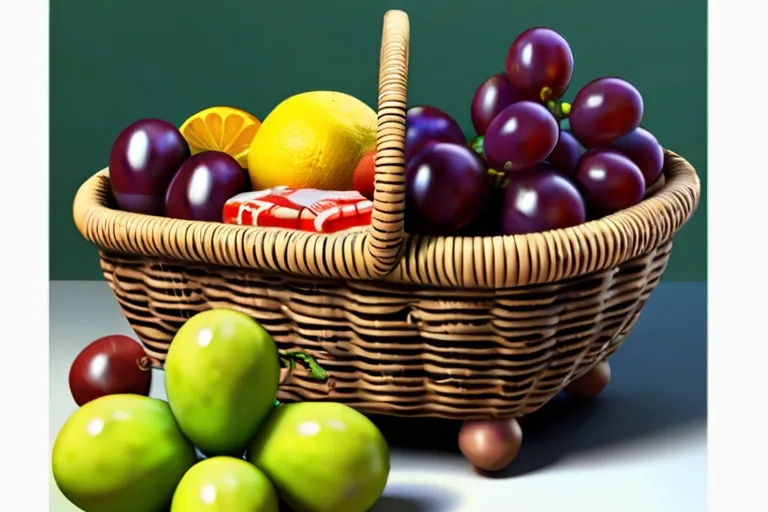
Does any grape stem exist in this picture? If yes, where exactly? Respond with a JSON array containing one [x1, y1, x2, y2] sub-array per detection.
[[488, 168, 510, 189], [547, 100, 571, 121], [280, 351, 328, 381], [137, 356, 154, 372]]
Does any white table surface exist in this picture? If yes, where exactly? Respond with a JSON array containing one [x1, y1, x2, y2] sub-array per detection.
[[49, 281, 706, 512]]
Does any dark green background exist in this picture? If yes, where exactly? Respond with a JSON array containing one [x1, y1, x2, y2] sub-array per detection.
[[51, 0, 706, 280]]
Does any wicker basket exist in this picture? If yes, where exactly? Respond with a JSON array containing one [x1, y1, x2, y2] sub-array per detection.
[[72, 10, 700, 422]]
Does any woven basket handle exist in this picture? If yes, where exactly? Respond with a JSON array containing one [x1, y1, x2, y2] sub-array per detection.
[[362, 9, 410, 278]]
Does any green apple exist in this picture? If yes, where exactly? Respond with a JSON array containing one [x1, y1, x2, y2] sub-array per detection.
[[165, 309, 280, 456], [52, 394, 196, 512], [246, 402, 390, 512], [171, 457, 279, 511]]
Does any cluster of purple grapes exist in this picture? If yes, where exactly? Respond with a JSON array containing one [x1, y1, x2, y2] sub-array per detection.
[[404, 27, 664, 237]]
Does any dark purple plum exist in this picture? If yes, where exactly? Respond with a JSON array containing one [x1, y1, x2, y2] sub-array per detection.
[[500, 164, 586, 235], [406, 106, 466, 162], [405, 142, 489, 234], [505, 28, 574, 102], [470, 74, 522, 136], [546, 130, 585, 175], [165, 151, 248, 222], [569, 77, 644, 148], [575, 149, 646, 216], [483, 101, 559, 172], [109, 118, 191, 215], [608, 127, 664, 186]]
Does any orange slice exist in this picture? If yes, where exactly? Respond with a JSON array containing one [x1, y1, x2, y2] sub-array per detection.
[[180, 106, 261, 167]]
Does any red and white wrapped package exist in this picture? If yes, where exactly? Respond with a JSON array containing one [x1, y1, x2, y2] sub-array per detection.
[[222, 186, 373, 233]]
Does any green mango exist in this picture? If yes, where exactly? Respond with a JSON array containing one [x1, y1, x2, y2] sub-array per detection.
[[52, 394, 196, 512], [164, 309, 280, 456], [247, 402, 390, 512], [171, 456, 279, 511]]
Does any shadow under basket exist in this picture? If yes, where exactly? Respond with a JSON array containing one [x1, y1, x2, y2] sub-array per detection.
[[72, 10, 701, 421]]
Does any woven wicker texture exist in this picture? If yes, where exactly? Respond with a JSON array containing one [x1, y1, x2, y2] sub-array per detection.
[[72, 10, 701, 420], [98, 240, 670, 420]]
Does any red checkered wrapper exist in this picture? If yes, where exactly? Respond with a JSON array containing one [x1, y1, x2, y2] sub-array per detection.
[[222, 187, 373, 233]]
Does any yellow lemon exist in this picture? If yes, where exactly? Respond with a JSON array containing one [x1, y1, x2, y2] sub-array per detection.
[[247, 91, 377, 191]]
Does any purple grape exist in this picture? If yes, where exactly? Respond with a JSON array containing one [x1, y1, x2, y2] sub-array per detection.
[[505, 28, 574, 102], [546, 130, 585, 175], [470, 74, 522, 136], [483, 101, 559, 172], [406, 106, 466, 162], [608, 127, 664, 186], [575, 149, 646, 216], [500, 164, 586, 235], [405, 142, 490, 233], [109, 119, 191, 215], [569, 77, 644, 148], [165, 151, 248, 221]]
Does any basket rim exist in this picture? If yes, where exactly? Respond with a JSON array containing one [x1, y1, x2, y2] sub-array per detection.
[[73, 149, 700, 288]]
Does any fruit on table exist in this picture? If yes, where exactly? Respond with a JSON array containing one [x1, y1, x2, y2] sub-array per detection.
[[109, 118, 191, 215], [247, 402, 390, 512], [575, 149, 646, 216], [52, 394, 196, 512], [569, 77, 644, 148], [483, 101, 559, 172], [546, 130, 585, 175], [164, 151, 248, 221], [247, 91, 376, 191], [353, 149, 376, 200], [505, 27, 574, 102], [179, 106, 262, 168], [406, 105, 466, 161], [500, 164, 586, 235], [405, 142, 490, 233], [171, 456, 279, 512], [68, 334, 152, 407], [459, 418, 523, 472], [164, 309, 280, 456], [608, 127, 664, 186]]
